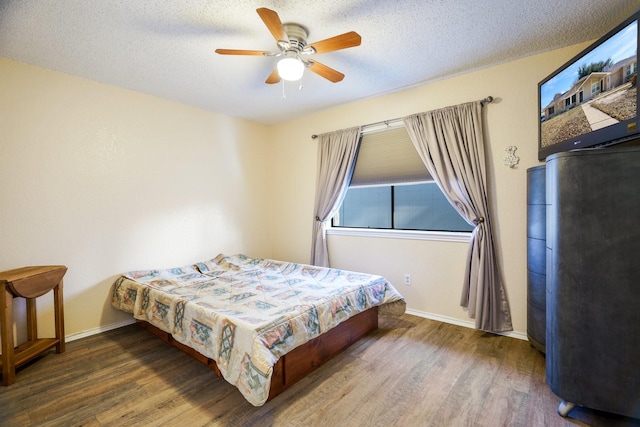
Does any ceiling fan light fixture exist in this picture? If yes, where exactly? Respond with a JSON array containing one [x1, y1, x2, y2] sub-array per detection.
[[216, 8, 360, 84], [277, 56, 305, 81]]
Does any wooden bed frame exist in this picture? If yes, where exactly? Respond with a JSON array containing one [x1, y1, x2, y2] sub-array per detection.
[[137, 306, 379, 402]]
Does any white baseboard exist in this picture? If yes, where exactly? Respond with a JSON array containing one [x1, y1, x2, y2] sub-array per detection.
[[404, 308, 528, 341], [63, 310, 527, 344], [65, 318, 137, 343]]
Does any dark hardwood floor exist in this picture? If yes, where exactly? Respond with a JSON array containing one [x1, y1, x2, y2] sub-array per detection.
[[1, 314, 638, 426]]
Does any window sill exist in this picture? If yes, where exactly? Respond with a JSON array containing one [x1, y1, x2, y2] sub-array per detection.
[[326, 227, 472, 243]]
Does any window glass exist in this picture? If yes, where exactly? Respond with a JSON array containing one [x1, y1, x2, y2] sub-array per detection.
[[337, 186, 391, 228], [394, 183, 473, 231]]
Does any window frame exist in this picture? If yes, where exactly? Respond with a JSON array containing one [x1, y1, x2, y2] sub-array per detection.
[[326, 225, 471, 243]]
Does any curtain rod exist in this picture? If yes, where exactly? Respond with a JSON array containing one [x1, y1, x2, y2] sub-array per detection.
[[310, 96, 494, 139]]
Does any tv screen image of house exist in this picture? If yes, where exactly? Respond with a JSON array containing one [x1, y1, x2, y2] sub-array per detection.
[[538, 15, 638, 160]]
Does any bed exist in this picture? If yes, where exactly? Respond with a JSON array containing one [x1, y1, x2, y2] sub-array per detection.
[[111, 253, 405, 406]]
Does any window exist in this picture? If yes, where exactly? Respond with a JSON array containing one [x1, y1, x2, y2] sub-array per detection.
[[331, 126, 473, 233], [335, 182, 473, 231]]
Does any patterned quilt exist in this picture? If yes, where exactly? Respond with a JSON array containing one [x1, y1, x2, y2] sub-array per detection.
[[111, 253, 405, 406]]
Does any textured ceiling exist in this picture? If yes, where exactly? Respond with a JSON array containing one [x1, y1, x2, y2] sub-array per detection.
[[1, 1, 640, 124]]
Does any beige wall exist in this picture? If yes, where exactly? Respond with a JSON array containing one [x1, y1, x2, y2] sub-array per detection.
[[1, 40, 589, 343], [0, 58, 272, 342], [269, 42, 590, 337]]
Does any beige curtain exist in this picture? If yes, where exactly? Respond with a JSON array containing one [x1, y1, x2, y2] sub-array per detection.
[[402, 101, 512, 333], [310, 127, 361, 267]]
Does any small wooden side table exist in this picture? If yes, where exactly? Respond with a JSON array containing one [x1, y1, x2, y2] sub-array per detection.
[[0, 265, 67, 385]]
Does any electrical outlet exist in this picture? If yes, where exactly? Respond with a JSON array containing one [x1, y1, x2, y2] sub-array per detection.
[[404, 273, 411, 286]]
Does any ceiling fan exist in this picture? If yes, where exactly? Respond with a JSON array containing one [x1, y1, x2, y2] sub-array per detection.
[[215, 8, 361, 84]]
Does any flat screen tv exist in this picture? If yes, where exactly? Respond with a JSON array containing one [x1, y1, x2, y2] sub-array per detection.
[[538, 10, 640, 161]]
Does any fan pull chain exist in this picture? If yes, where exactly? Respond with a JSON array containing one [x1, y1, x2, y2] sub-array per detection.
[[280, 77, 303, 99]]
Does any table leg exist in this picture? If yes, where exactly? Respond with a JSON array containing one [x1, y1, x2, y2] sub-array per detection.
[[26, 298, 37, 342], [1, 284, 16, 386], [53, 280, 65, 353]]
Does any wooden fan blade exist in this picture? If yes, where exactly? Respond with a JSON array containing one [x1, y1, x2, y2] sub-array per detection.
[[308, 31, 361, 54], [257, 7, 289, 42], [265, 68, 281, 84], [215, 49, 267, 56], [308, 60, 345, 83]]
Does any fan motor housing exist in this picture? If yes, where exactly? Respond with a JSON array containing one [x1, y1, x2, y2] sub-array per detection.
[[281, 23, 309, 52]]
